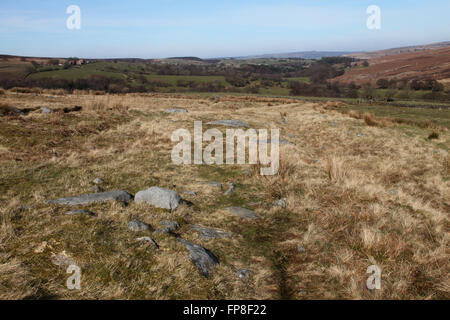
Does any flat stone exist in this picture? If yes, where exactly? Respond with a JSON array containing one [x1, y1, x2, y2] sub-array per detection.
[[135, 187, 184, 211], [129, 219, 151, 232], [40, 107, 51, 114], [178, 238, 219, 278], [258, 139, 294, 146], [206, 120, 249, 128], [191, 225, 231, 240], [165, 108, 188, 113], [236, 269, 253, 279], [224, 207, 260, 219], [136, 236, 159, 249], [198, 181, 223, 190], [47, 190, 133, 206], [65, 209, 96, 216]]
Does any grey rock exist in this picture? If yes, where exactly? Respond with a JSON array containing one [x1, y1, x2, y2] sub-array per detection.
[[198, 181, 223, 190], [206, 120, 249, 128], [135, 187, 183, 211], [357, 133, 364, 137], [93, 178, 103, 185], [40, 107, 51, 114], [191, 225, 231, 240], [47, 190, 133, 206], [183, 190, 197, 196], [312, 159, 319, 164], [165, 108, 188, 113], [258, 139, 294, 146], [272, 198, 287, 209], [388, 190, 398, 195], [224, 207, 260, 219], [242, 170, 253, 176], [129, 219, 151, 232], [236, 269, 253, 279], [224, 183, 236, 196], [65, 209, 96, 216], [136, 237, 159, 249], [297, 244, 306, 253], [178, 238, 219, 278], [159, 220, 180, 232]]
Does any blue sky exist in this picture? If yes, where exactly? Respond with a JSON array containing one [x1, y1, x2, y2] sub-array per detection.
[[0, 0, 449, 58]]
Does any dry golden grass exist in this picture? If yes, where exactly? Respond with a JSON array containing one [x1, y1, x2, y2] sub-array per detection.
[[0, 92, 449, 300]]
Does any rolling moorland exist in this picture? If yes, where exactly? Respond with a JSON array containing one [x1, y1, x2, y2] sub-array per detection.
[[0, 42, 449, 299], [1, 41, 450, 103]]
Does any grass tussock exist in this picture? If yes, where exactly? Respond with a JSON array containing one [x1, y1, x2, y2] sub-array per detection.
[[428, 130, 440, 140]]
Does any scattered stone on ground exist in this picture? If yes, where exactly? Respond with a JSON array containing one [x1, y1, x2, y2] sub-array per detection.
[[40, 107, 51, 114], [128, 219, 152, 232], [178, 238, 219, 278], [206, 120, 249, 128], [224, 183, 236, 195], [191, 225, 232, 240], [272, 198, 287, 209], [198, 181, 223, 190], [92, 178, 103, 185], [135, 187, 184, 211], [388, 190, 398, 195], [183, 190, 197, 196], [242, 169, 252, 176], [136, 237, 159, 249], [65, 209, 96, 216], [297, 244, 306, 253], [357, 133, 364, 137], [223, 207, 260, 219], [258, 139, 295, 146], [47, 190, 133, 206], [159, 220, 180, 232], [165, 108, 188, 113], [236, 269, 253, 279]]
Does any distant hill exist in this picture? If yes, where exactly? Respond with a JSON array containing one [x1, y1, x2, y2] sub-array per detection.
[[236, 51, 354, 60], [334, 44, 450, 84], [345, 41, 450, 60]]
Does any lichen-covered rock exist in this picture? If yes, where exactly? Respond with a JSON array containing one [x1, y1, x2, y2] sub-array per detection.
[[135, 187, 183, 211]]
